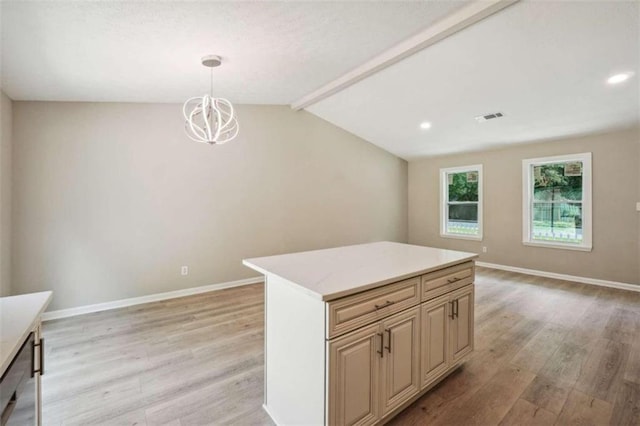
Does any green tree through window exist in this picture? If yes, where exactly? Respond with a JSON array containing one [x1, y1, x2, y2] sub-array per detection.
[[441, 167, 481, 238], [532, 162, 583, 243]]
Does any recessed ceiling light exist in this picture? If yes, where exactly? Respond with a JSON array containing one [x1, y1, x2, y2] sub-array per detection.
[[420, 122, 432, 130], [607, 72, 634, 85]]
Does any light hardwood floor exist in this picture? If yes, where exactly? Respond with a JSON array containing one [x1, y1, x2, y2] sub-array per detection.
[[42, 267, 640, 425]]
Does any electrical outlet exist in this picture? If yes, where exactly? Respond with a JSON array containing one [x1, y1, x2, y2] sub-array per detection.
[[637, 202, 640, 212], [482, 247, 488, 253], [181, 266, 189, 276]]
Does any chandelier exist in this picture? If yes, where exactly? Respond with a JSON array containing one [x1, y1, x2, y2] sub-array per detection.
[[183, 55, 239, 145]]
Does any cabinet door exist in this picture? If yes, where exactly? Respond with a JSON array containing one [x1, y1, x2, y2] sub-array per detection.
[[380, 307, 420, 416], [5, 332, 37, 426], [450, 285, 474, 363], [420, 294, 450, 388], [328, 323, 381, 426]]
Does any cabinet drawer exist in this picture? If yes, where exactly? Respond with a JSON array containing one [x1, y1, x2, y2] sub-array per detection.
[[421, 262, 474, 302], [327, 277, 420, 339]]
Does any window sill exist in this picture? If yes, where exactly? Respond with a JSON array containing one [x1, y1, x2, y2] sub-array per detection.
[[441, 233, 483, 241], [522, 241, 592, 252]]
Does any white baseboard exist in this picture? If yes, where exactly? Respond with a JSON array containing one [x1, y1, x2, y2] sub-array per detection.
[[262, 404, 283, 426], [42, 276, 264, 321], [475, 261, 640, 293]]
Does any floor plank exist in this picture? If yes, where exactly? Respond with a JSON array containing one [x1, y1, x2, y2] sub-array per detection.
[[510, 322, 568, 374], [624, 342, 640, 384], [429, 365, 535, 426], [556, 389, 613, 426], [498, 398, 557, 426], [574, 338, 630, 403], [602, 307, 640, 345], [538, 342, 591, 387], [610, 380, 640, 426], [520, 375, 571, 415]]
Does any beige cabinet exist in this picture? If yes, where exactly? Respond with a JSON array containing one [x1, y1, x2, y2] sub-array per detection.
[[420, 294, 450, 387], [329, 307, 420, 426], [248, 248, 477, 426], [421, 262, 474, 302], [327, 277, 420, 339], [329, 284, 475, 426], [450, 285, 474, 363], [329, 323, 381, 426], [379, 307, 420, 416], [420, 285, 474, 388]]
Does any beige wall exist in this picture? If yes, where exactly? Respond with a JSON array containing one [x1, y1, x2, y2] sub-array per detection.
[[12, 102, 408, 310], [0, 91, 12, 296], [409, 128, 640, 285]]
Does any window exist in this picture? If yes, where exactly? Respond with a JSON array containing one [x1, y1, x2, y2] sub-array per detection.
[[440, 165, 483, 240], [522, 153, 592, 251]]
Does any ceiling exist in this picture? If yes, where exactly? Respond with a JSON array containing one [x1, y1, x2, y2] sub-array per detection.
[[308, 1, 640, 159], [1, 1, 638, 159], [0, 0, 468, 104]]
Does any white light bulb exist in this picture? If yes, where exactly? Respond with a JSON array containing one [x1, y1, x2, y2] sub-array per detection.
[[420, 122, 432, 130]]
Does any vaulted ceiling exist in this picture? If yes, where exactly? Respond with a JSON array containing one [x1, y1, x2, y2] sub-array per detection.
[[1, 0, 638, 159], [307, 1, 640, 158]]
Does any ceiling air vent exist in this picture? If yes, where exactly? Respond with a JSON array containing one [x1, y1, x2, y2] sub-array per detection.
[[475, 112, 504, 123]]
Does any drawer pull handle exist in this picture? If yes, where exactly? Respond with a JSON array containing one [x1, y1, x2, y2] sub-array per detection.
[[31, 338, 44, 377], [374, 300, 395, 310], [447, 277, 461, 283], [377, 333, 384, 358]]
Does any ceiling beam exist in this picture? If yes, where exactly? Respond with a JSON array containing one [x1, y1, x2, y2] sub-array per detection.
[[290, 0, 520, 111]]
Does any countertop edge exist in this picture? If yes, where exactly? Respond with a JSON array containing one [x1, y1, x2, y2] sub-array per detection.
[[244, 254, 478, 302], [243, 260, 326, 301]]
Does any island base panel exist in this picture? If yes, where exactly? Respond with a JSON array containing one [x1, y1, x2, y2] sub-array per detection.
[[264, 275, 326, 425]]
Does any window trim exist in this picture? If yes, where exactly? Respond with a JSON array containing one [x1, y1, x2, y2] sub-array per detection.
[[522, 152, 592, 252], [440, 164, 483, 241]]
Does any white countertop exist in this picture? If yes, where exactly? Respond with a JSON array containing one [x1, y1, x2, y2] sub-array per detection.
[[243, 241, 478, 301], [1, 291, 52, 377]]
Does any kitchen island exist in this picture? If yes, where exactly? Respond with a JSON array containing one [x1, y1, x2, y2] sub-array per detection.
[[243, 241, 477, 426]]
